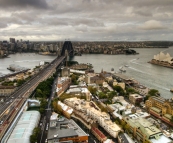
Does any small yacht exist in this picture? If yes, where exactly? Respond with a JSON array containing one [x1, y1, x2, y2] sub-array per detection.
[[119, 66, 126, 72]]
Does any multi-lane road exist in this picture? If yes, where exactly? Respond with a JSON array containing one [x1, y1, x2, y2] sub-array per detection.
[[0, 56, 65, 140], [38, 76, 58, 143]]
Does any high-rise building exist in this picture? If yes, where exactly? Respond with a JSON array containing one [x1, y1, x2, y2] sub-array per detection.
[[9, 38, 15, 43]]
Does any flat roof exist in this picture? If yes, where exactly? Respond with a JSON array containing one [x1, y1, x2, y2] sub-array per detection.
[[47, 118, 88, 140], [151, 107, 161, 113], [151, 96, 165, 104], [7, 111, 40, 143], [124, 117, 161, 137], [118, 133, 129, 143], [150, 135, 171, 143], [48, 128, 78, 140]]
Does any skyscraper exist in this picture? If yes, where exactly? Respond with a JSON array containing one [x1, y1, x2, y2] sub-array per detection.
[[9, 38, 15, 43]]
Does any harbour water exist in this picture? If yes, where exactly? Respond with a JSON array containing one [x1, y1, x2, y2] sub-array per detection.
[[0, 47, 173, 98], [72, 47, 173, 99], [0, 53, 56, 75]]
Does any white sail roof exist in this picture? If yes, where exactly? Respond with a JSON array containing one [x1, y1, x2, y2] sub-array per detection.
[[153, 52, 173, 64]]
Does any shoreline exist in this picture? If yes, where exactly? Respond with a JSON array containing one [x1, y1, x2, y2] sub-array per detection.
[[148, 59, 173, 69]]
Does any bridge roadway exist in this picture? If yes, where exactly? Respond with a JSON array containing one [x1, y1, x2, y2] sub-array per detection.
[[0, 56, 65, 140]]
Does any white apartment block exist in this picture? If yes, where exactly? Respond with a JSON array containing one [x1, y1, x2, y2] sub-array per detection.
[[64, 97, 122, 138]]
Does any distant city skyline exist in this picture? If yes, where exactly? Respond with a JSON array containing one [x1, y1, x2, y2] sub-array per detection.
[[0, 0, 173, 41]]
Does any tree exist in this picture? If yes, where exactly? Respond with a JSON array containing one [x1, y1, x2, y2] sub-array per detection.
[[148, 89, 159, 96], [70, 74, 79, 85], [39, 108, 45, 114], [52, 100, 58, 112], [124, 124, 130, 133], [120, 120, 126, 128], [126, 88, 138, 95], [170, 116, 173, 123], [30, 127, 41, 143], [107, 91, 117, 99], [35, 89, 43, 97], [17, 79, 26, 86], [88, 86, 97, 95], [113, 85, 125, 95], [98, 92, 107, 99]]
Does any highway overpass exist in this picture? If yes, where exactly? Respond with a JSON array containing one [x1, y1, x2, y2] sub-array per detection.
[[0, 55, 65, 141]]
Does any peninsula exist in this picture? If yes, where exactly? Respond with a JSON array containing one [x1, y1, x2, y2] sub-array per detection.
[[148, 52, 173, 69]]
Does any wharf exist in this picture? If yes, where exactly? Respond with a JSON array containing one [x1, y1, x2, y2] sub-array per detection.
[[113, 73, 138, 85]]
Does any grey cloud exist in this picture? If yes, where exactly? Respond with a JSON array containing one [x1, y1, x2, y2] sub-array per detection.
[[0, 22, 7, 28], [0, 0, 48, 9], [0, 0, 173, 41]]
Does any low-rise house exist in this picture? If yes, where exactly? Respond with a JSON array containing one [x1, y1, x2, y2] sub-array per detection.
[[85, 73, 105, 84], [91, 127, 107, 142], [0, 86, 16, 96], [129, 94, 143, 105]]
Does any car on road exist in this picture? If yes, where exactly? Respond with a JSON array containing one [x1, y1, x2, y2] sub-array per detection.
[[0, 120, 3, 125], [46, 124, 49, 130]]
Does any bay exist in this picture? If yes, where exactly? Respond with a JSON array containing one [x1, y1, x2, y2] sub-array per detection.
[[0, 53, 56, 75], [72, 47, 173, 99], [0, 47, 173, 99]]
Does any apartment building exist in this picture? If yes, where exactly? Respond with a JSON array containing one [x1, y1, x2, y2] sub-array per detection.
[[145, 96, 173, 126], [123, 116, 171, 143], [64, 97, 122, 138], [56, 77, 71, 96]]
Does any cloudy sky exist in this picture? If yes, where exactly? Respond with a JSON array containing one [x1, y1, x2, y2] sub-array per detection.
[[0, 0, 173, 41]]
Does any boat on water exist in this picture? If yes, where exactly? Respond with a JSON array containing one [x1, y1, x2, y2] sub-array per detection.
[[119, 66, 126, 72], [170, 89, 173, 93], [124, 65, 129, 67]]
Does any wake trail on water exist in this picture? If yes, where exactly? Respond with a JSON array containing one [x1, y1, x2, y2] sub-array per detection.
[[128, 67, 151, 75], [15, 59, 53, 62], [131, 61, 151, 68], [129, 59, 137, 62]]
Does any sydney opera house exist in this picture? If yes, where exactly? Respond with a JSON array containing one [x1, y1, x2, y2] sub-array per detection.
[[148, 52, 173, 68]]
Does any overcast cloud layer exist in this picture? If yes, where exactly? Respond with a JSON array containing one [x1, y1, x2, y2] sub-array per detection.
[[0, 0, 173, 41]]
